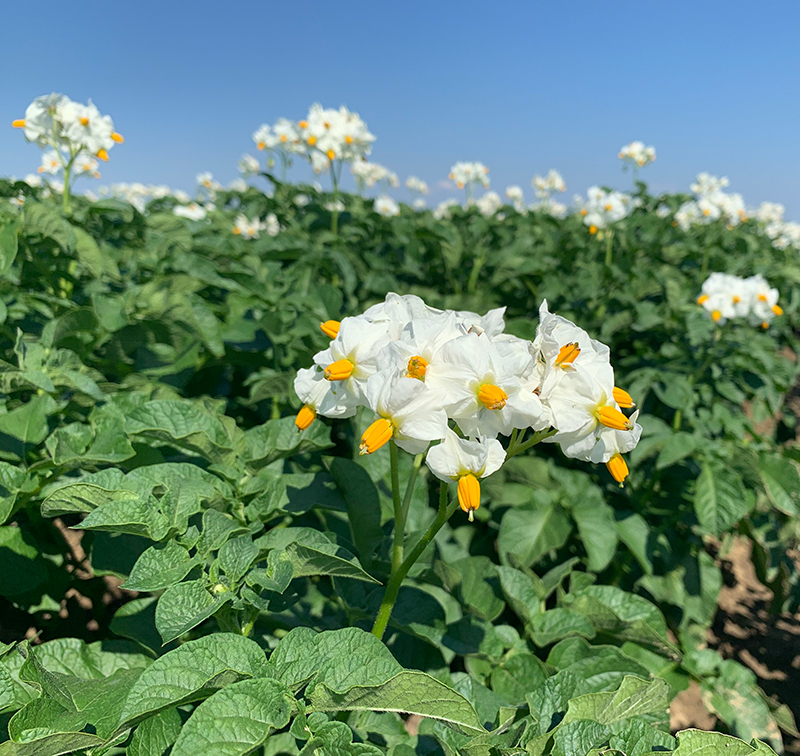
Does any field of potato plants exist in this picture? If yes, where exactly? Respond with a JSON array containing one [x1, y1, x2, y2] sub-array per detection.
[[1, 95, 800, 756]]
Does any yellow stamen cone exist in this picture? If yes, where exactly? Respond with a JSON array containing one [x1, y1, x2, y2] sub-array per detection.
[[458, 474, 481, 521], [406, 355, 428, 381], [323, 359, 354, 381], [12, 119, 25, 128], [80, 116, 89, 126], [589, 225, 598, 235], [606, 453, 629, 486], [711, 310, 721, 322], [598, 405, 633, 431], [613, 387, 635, 408], [295, 405, 316, 431], [772, 304, 783, 316], [345, 135, 353, 144], [96, 148, 109, 161], [307, 135, 317, 146], [257, 142, 265, 150], [697, 294, 709, 305], [478, 384, 507, 410], [359, 418, 393, 455], [320, 320, 341, 338], [555, 342, 580, 367], [233, 227, 241, 235], [111, 132, 124, 143], [327, 149, 336, 160], [299, 120, 308, 129]]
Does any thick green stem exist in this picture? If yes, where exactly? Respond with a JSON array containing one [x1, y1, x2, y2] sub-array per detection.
[[400, 453, 424, 523], [330, 159, 340, 235], [62, 157, 74, 215], [372, 483, 457, 639], [604, 232, 613, 267]]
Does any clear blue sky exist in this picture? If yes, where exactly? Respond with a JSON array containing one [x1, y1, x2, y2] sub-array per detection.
[[2, 0, 798, 215]]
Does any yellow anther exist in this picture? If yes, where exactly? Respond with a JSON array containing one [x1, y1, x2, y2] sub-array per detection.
[[257, 141, 265, 150], [295, 405, 316, 431], [12, 119, 25, 128], [597, 405, 633, 431], [702, 208, 711, 216], [232, 227, 241, 235], [96, 148, 109, 161], [307, 135, 317, 146], [589, 225, 598, 235], [457, 474, 481, 521], [579, 208, 588, 216], [323, 359, 354, 381], [299, 120, 308, 129], [604, 203, 612, 211], [280, 134, 288, 142], [406, 355, 428, 381], [80, 116, 89, 126], [697, 294, 709, 305], [772, 304, 783, 316], [757, 293, 768, 302], [359, 418, 393, 455], [448, 173, 455, 180], [320, 320, 340, 339], [327, 149, 336, 160], [555, 342, 580, 367], [761, 321, 769, 329], [111, 132, 124, 143], [606, 453, 629, 486], [478, 384, 507, 410], [345, 135, 353, 144], [732, 295, 741, 304], [613, 387, 635, 408], [711, 310, 722, 322]]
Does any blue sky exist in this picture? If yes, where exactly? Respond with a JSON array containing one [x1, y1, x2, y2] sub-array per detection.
[[2, 0, 798, 215]]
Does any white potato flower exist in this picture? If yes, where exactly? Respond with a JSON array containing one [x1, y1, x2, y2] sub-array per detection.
[[173, 202, 208, 221], [618, 141, 656, 167], [374, 195, 400, 217], [426, 428, 506, 519]]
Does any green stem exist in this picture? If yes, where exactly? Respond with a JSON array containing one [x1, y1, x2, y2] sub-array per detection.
[[330, 159, 340, 235], [388, 440, 404, 575], [506, 428, 557, 459], [400, 453, 424, 523], [372, 482, 458, 639], [604, 231, 613, 267], [467, 249, 487, 295], [672, 409, 682, 431], [62, 154, 75, 215]]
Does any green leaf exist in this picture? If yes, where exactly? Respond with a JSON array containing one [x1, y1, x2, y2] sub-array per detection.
[[329, 457, 383, 570], [551, 719, 610, 756], [118, 633, 271, 728], [154, 579, 230, 643], [656, 432, 699, 469], [270, 627, 401, 691], [122, 540, 198, 592], [282, 541, 379, 584], [759, 453, 800, 516], [694, 463, 752, 536], [22, 204, 76, 251], [530, 609, 596, 646], [0, 220, 19, 277], [497, 495, 572, 568], [562, 675, 670, 726], [309, 670, 485, 735], [615, 512, 653, 575], [217, 535, 259, 584], [170, 677, 294, 756], [244, 416, 334, 469], [0, 394, 59, 452], [608, 717, 676, 754], [672, 729, 767, 755], [125, 400, 241, 463], [0, 733, 103, 756], [42, 483, 138, 518], [127, 707, 183, 756], [77, 494, 172, 540], [496, 565, 542, 626], [571, 494, 618, 572], [489, 652, 548, 705]]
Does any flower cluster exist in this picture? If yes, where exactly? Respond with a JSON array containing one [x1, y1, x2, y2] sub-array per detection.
[[675, 173, 746, 230], [405, 176, 429, 195], [232, 213, 279, 239], [351, 161, 399, 190], [697, 273, 782, 327], [578, 186, 638, 233], [449, 162, 490, 192], [532, 169, 566, 198], [12, 94, 123, 189], [373, 196, 400, 217], [753, 202, 800, 251], [294, 293, 641, 519], [475, 191, 503, 218], [298, 104, 375, 166], [618, 141, 656, 167]]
